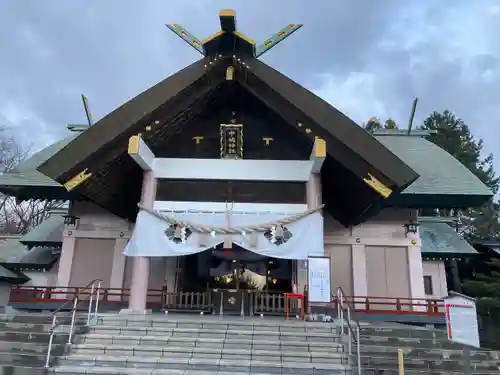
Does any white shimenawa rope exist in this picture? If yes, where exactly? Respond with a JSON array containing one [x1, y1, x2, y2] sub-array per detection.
[[137, 203, 324, 235]]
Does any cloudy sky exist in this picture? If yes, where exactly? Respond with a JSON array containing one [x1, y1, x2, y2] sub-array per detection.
[[1, 0, 499, 168]]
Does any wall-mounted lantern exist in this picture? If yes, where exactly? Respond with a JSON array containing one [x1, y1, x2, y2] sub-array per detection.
[[63, 215, 79, 226], [404, 220, 419, 237]]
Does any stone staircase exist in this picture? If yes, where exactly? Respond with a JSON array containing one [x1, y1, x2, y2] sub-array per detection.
[[0, 312, 88, 374], [51, 313, 351, 374], [355, 323, 500, 374]]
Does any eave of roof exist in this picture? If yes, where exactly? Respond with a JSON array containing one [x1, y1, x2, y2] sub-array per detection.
[[38, 58, 225, 182], [237, 60, 419, 192], [19, 214, 64, 246], [0, 135, 78, 199], [420, 221, 478, 255], [0, 265, 28, 284]]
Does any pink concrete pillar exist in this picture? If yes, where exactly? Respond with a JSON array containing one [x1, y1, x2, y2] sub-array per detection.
[[306, 174, 322, 209], [128, 170, 157, 313], [351, 244, 368, 309], [57, 235, 76, 287], [408, 244, 426, 311], [302, 173, 323, 310]]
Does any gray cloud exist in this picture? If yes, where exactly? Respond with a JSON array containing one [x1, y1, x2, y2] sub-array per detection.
[[1, 0, 499, 168]]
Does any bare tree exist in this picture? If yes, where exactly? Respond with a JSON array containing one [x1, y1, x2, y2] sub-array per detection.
[[0, 127, 63, 235]]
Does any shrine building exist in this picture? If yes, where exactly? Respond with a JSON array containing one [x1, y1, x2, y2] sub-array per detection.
[[0, 10, 492, 321]]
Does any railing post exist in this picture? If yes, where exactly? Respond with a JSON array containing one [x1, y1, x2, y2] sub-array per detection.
[[347, 307, 352, 355], [86, 283, 95, 326], [356, 325, 361, 375], [93, 281, 102, 319], [397, 348, 405, 375], [68, 297, 78, 344], [426, 299, 433, 314], [45, 315, 57, 368]]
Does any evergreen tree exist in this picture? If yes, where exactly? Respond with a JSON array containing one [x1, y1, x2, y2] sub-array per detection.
[[419, 110, 500, 240], [364, 117, 399, 132]]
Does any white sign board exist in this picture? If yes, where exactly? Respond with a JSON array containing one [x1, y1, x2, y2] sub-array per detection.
[[445, 293, 480, 348], [307, 256, 331, 303]]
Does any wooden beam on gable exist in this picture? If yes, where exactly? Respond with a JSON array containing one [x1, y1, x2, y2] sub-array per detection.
[[128, 135, 155, 171]]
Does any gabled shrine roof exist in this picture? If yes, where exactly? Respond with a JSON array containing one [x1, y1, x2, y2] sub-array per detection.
[[376, 135, 492, 208]]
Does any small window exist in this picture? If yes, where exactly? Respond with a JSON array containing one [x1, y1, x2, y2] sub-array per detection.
[[423, 275, 433, 295]]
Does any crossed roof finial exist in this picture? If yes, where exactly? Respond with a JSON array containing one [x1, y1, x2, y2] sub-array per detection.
[[166, 9, 302, 58]]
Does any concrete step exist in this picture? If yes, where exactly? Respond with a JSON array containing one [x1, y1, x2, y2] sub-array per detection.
[[361, 369, 496, 375], [0, 352, 48, 367], [51, 366, 349, 374], [51, 368, 207, 375], [0, 330, 73, 344], [360, 335, 468, 350], [56, 354, 350, 374], [70, 343, 347, 364], [96, 314, 341, 334], [354, 355, 500, 372], [0, 313, 87, 325], [360, 325, 447, 339], [0, 365, 47, 375], [358, 344, 500, 361], [90, 325, 340, 343], [80, 334, 345, 352]]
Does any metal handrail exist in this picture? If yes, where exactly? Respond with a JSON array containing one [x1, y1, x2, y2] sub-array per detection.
[[336, 286, 361, 375], [44, 279, 102, 368]]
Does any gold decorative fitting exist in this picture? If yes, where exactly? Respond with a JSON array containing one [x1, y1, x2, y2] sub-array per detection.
[[219, 9, 236, 17], [225, 66, 234, 80], [63, 169, 92, 192], [314, 137, 326, 158], [305, 128, 312, 134], [411, 239, 417, 245], [220, 124, 243, 159], [363, 173, 393, 198], [128, 135, 140, 155], [192, 136, 204, 144], [262, 137, 274, 146]]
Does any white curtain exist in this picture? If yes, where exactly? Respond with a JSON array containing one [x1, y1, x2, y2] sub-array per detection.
[[124, 209, 323, 260]]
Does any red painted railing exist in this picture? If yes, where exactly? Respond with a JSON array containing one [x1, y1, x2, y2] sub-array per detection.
[[9, 286, 446, 316], [338, 296, 445, 316], [9, 286, 163, 304]]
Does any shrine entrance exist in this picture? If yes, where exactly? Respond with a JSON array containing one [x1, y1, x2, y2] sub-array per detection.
[[209, 244, 293, 315]]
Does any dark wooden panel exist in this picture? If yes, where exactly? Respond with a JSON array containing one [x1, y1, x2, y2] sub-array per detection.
[[156, 180, 306, 204], [156, 83, 311, 161]]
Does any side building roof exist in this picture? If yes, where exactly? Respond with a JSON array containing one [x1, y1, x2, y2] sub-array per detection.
[[375, 134, 492, 208], [420, 221, 478, 258], [0, 135, 79, 201]]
